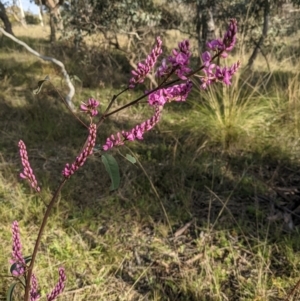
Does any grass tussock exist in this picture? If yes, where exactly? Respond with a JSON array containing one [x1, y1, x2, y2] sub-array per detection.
[[1, 25, 300, 301]]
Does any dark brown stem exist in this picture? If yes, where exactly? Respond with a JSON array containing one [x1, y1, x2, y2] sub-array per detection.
[[284, 278, 300, 301], [78, 49, 223, 158], [24, 179, 67, 301]]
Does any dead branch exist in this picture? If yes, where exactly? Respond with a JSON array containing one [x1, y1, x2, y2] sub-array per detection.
[[0, 27, 75, 110]]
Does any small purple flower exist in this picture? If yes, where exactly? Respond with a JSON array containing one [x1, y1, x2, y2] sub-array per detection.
[[156, 58, 169, 78], [147, 89, 168, 106], [11, 221, 26, 277], [215, 61, 240, 85], [47, 267, 66, 301], [202, 51, 212, 67], [215, 66, 232, 85], [18, 140, 40, 192], [129, 37, 162, 88], [167, 39, 191, 80], [167, 81, 193, 102], [30, 274, 40, 301], [102, 133, 125, 151], [62, 124, 97, 178], [200, 61, 240, 89], [103, 106, 162, 151], [223, 18, 237, 52], [206, 39, 223, 52], [200, 18, 240, 89], [148, 81, 193, 106], [206, 19, 237, 57], [80, 98, 100, 117]]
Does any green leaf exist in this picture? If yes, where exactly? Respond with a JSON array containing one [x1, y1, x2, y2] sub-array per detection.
[[101, 154, 120, 191], [24, 255, 32, 265], [10, 255, 31, 275], [33, 76, 50, 95], [6, 283, 18, 301], [70, 75, 82, 83], [125, 154, 136, 164]]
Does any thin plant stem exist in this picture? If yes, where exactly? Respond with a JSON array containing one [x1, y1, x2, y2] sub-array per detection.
[[124, 147, 172, 234], [24, 179, 67, 301], [104, 51, 221, 118]]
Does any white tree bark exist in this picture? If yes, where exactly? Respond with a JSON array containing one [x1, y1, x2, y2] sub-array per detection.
[[17, 0, 27, 27]]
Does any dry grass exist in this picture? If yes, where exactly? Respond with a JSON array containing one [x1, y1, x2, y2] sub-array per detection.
[[1, 24, 300, 301]]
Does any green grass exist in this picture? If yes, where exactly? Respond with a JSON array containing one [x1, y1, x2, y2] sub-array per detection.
[[1, 25, 300, 301]]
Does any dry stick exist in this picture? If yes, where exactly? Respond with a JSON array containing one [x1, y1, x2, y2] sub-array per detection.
[[23, 179, 67, 301], [0, 28, 75, 110], [284, 278, 300, 301]]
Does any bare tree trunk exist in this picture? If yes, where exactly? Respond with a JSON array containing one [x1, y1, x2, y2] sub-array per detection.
[[196, 3, 216, 63], [34, 0, 64, 43], [247, 0, 270, 68], [49, 10, 56, 42], [196, 3, 202, 61], [0, 1, 14, 36]]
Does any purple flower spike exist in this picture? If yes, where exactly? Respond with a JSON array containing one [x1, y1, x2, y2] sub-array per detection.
[[80, 98, 100, 117], [11, 221, 26, 277], [30, 274, 40, 301], [103, 106, 162, 151], [222, 18, 237, 52], [200, 61, 240, 89], [206, 19, 237, 57], [102, 132, 125, 151], [215, 61, 241, 85], [129, 36, 162, 88], [148, 81, 193, 107], [47, 267, 66, 301], [202, 51, 212, 67], [62, 123, 97, 178], [166, 39, 191, 79], [18, 140, 40, 192]]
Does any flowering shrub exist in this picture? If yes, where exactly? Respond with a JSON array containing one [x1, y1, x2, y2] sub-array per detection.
[[8, 19, 239, 301]]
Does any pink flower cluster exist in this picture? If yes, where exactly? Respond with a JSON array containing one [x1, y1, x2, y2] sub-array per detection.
[[11, 221, 26, 277], [102, 106, 161, 151], [47, 268, 67, 301], [148, 81, 193, 106], [157, 40, 191, 80], [30, 274, 40, 301], [29, 268, 66, 301], [102, 20, 240, 152], [62, 123, 97, 178], [80, 98, 100, 117], [200, 19, 240, 89], [207, 18, 237, 58], [129, 36, 163, 88], [18, 140, 40, 192], [201, 53, 240, 89], [11, 222, 66, 301]]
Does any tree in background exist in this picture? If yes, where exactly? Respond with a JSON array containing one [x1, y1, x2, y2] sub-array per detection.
[[19, 0, 300, 67], [0, 1, 14, 35], [33, 0, 64, 42], [61, 0, 162, 46]]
